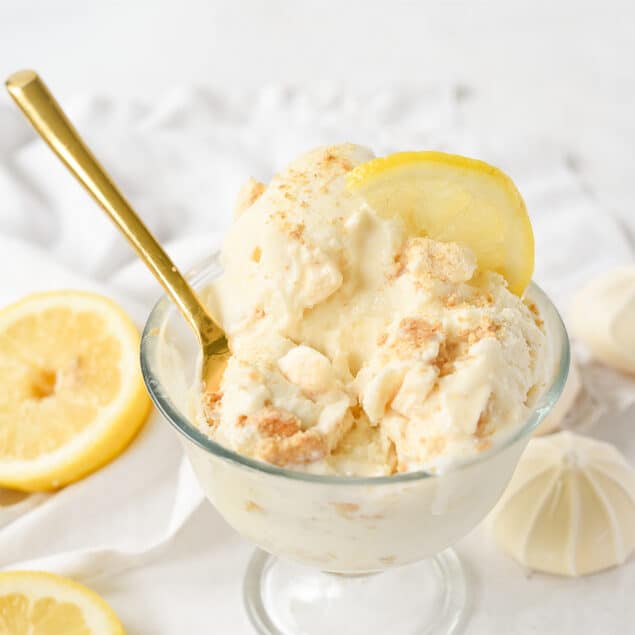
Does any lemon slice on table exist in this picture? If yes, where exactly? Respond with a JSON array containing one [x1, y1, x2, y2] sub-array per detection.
[[0, 570, 125, 634], [0, 291, 151, 492], [347, 151, 534, 295]]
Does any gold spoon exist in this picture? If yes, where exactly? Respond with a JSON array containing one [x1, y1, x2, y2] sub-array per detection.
[[5, 70, 229, 392]]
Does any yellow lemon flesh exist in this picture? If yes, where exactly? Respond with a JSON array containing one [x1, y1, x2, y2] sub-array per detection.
[[346, 151, 534, 295], [0, 570, 125, 634], [0, 291, 151, 492]]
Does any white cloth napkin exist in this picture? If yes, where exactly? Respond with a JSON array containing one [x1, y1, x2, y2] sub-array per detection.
[[0, 85, 634, 633]]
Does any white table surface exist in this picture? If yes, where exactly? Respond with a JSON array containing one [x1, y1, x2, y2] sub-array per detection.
[[1, 2, 634, 634]]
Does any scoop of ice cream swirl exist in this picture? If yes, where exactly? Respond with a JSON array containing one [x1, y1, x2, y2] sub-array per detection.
[[201, 144, 547, 475]]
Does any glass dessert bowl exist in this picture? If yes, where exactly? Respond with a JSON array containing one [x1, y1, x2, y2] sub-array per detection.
[[141, 253, 570, 635]]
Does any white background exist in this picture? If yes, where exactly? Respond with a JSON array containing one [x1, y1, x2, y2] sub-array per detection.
[[1, 0, 634, 222], [1, 2, 634, 634]]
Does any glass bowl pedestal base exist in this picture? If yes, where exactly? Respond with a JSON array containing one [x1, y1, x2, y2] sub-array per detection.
[[244, 548, 467, 635]]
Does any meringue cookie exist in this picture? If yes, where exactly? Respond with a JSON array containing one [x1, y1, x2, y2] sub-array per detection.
[[491, 431, 635, 576], [569, 266, 635, 375]]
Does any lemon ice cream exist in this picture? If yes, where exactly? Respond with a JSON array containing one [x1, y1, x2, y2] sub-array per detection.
[[199, 144, 547, 476]]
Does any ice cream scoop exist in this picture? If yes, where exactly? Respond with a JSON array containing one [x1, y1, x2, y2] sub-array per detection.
[[201, 144, 549, 475]]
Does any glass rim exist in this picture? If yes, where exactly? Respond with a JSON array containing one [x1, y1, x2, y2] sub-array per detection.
[[140, 252, 570, 486]]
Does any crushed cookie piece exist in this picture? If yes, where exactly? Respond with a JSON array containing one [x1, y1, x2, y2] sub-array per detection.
[[269, 210, 288, 224], [433, 319, 498, 375], [439, 365, 454, 377], [258, 429, 326, 466], [350, 403, 364, 419], [526, 302, 545, 328], [377, 332, 388, 346], [476, 397, 495, 438], [234, 177, 266, 217], [398, 317, 439, 346], [253, 306, 265, 319], [251, 246, 262, 262], [405, 237, 476, 283], [445, 290, 492, 309], [331, 502, 360, 518], [203, 391, 223, 427], [252, 407, 302, 438], [476, 438, 493, 452], [340, 159, 353, 171], [245, 500, 265, 513], [459, 318, 500, 346], [424, 436, 447, 456], [526, 301, 539, 316], [269, 211, 307, 242], [203, 391, 222, 413], [288, 222, 305, 241], [317, 147, 354, 173], [386, 439, 398, 474], [445, 294, 459, 308], [476, 412, 489, 437], [386, 251, 406, 279], [319, 149, 354, 173]]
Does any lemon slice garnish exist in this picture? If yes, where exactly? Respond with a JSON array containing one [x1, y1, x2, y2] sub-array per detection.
[[0, 570, 125, 634], [346, 151, 534, 295], [0, 291, 151, 492]]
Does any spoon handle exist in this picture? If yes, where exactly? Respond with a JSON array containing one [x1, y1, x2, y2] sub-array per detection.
[[5, 70, 222, 345]]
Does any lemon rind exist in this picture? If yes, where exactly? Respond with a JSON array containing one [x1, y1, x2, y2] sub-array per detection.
[[0, 570, 125, 634]]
